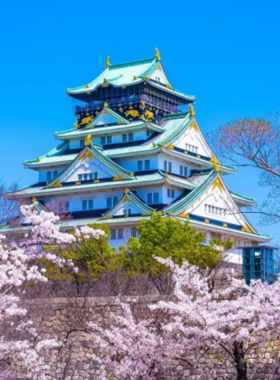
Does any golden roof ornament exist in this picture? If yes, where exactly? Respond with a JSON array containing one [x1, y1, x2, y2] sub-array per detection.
[[104, 102, 108, 107], [154, 47, 161, 61], [85, 134, 91, 146], [36, 157, 40, 162], [31, 197, 37, 203], [105, 56, 111, 67], [124, 188, 130, 194], [189, 103, 195, 116], [210, 156, 220, 172]]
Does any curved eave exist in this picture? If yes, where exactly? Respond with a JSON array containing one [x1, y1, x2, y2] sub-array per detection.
[[161, 147, 236, 174], [67, 78, 195, 102], [230, 192, 255, 207], [175, 216, 272, 242], [55, 122, 163, 141]]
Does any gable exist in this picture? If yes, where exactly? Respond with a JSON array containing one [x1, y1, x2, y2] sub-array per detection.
[[87, 107, 128, 128], [59, 151, 118, 184], [179, 176, 256, 233], [174, 120, 213, 158], [101, 189, 154, 219], [46, 147, 133, 188], [149, 64, 170, 86]]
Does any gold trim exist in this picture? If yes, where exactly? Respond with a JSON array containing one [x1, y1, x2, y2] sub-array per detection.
[[113, 174, 125, 181], [80, 151, 94, 162], [154, 47, 161, 61], [212, 178, 226, 193], [50, 180, 63, 188], [105, 56, 111, 67]]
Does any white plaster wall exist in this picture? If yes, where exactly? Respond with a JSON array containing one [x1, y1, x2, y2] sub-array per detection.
[[108, 226, 139, 249], [38, 168, 64, 182], [158, 153, 197, 176], [175, 128, 211, 157], [136, 186, 163, 204], [69, 129, 149, 150], [115, 155, 159, 172], [149, 67, 169, 85], [63, 156, 116, 183], [114, 201, 142, 216], [189, 185, 243, 226], [162, 184, 184, 204]]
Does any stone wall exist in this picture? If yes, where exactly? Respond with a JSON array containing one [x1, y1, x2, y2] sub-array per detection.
[[13, 296, 280, 380]]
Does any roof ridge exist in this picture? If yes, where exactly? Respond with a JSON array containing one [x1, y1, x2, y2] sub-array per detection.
[[108, 57, 155, 69]]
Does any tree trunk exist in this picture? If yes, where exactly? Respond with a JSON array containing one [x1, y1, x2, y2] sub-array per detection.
[[233, 341, 247, 380]]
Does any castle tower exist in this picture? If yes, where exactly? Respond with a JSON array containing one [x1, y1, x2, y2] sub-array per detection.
[[7, 50, 271, 263]]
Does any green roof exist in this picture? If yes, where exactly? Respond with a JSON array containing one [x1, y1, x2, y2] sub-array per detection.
[[230, 191, 255, 205], [8, 171, 195, 199], [165, 170, 218, 215], [55, 120, 163, 140], [46, 144, 134, 189], [66, 57, 195, 101]]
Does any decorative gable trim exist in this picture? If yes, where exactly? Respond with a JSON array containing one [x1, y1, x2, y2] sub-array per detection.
[[100, 188, 154, 220]]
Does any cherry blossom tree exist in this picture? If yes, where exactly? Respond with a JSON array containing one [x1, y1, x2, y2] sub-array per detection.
[[91, 257, 280, 380], [0, 205, 104, 378]]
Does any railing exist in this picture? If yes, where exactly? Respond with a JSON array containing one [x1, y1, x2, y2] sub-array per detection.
[[74, 94, 189, 115]]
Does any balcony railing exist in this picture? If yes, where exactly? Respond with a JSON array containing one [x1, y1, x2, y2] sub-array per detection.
[[74, 94, 189, 115]]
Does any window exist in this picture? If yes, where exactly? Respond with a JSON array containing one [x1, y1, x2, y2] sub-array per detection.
[[164, 160, 167, 171], [83, 173, 88, 181], [180, 165, 187, 177], [137, 161, 143, 171], [47, 171, 52, 181], [186, 143, 198, 153], [65, 201, 69, 212], [82, 200, 87, 210], [154, 192, 159, 204], [122, 134, 127, 142], [53, 170, 58, 178], [94, 172, 98, 180], [131, 227, 137, 238], [88, 199, 94, 210], [129, 133, 133, 141], [146, 130, 150, 137], [205, 204, 226, 216], [107, 197, 112, 208], [111, 229, 116, 240], [147, 193, 153, 204], [155, 76, 160, 82], [107, 136, 112, 144], [145, 160, 150, 170], [124, 208, 131, 216], [78, 174, 82, 181], [167, 189, 175, 198], [118, 228, 124, 239], [89, 173, 93, 180], [107, 196, 118, 208], [82, 199, 93, 210], [101, 137, 106, 145], [80, 140, 84, 148], [168, 162, 172, 172]]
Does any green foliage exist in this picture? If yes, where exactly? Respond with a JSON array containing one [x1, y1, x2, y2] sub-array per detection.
[[119, 213, 233, 279], [38, 223, 122, 284]]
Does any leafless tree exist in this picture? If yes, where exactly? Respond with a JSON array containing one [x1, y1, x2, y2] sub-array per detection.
[[208, 112, 280, 225]]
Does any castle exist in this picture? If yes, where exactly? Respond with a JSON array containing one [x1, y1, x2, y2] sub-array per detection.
[[7, 49, 271, 263]]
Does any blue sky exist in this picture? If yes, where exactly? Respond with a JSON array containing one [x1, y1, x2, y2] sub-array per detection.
[[0, 0, 279, 242]]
